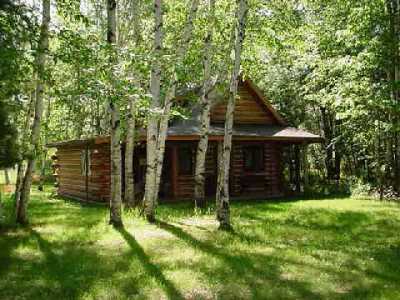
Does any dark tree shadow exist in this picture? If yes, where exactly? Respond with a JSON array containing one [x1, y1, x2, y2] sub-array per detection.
[[0, 227, 115, 299], [116, 227, 184, 300], [156, 220, 322, 300]]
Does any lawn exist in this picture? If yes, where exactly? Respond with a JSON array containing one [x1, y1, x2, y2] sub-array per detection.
[[1, 188, 400, 300]]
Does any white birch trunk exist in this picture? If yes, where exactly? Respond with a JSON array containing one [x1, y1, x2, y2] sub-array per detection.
[[107, 0, 123, 227], [38, 97, 51, 192], [124, 1, 141, 208], [125, 97, 136, 208], [153, 0, 199, 197], [144, 0, 163, 222], [16, 0, 50, 225], [109, 102, 123, 226], [216, 0, 248, 230], [194, 0, 216, 208], [15, 90, 36, 204]]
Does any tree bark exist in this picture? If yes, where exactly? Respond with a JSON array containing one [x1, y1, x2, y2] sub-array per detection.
[[38, 97, 51, 192], [109, 102, 123, 226], [125, 97, 136, 208], [15, 90, 36, 204], [216, 0, 248, 230], [144, 0, 199, 221], [194, 0, 216, 208], [107, 0, 123, 227], [124, 1, 141, 208], [153, 0, 200, 196], [144, 0, 163, 222], [16, 0, 50, 225]]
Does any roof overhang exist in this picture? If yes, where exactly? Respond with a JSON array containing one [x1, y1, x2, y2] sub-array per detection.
[[47, 126, 322, 148], [46, 136, 110, 148]]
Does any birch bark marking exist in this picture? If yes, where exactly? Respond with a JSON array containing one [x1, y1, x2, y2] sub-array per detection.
[[109, 102, 123, 226], [15, 90, 35, 205], [144, 0, 163, 222], [107, 0, 123, 227], [194, 0, 216, 208], [153, 0, 200, 195], [124, 1, 141, 208], [16, 0, 50, 225], [216, 0, 248, 230], [38, 97, 51, 191], [125, 97, 136, 208]]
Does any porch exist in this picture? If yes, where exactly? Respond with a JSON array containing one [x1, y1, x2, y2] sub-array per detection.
[[130, 140, 307, 201]]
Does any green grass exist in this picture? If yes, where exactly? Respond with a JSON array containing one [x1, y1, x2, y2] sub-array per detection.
[[1, 188, 400, 299]]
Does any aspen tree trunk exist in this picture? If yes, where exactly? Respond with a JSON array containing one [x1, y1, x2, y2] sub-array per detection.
[[107, 0, 123, 227], [124, 1, 141, 208], [15, 90, 36, 204], [38, 98, 51, 192], [14, 163, 24, 203], [216, 0, 248, 230], [144, 0, 163, 222], [194, 0, 216, 208], [154, 0, 199, 195], [16, 0, 50, 224], [109, 102, 123, 226], [125, 97, 136, 208]]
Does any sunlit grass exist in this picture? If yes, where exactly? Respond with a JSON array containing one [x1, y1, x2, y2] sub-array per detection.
[[1, 187, 400, 299]]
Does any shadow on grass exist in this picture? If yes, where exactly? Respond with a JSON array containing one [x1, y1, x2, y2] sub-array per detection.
[[156, 220, 323, 299], [0, 227, 112, 299], [116, 227, 184, 300]]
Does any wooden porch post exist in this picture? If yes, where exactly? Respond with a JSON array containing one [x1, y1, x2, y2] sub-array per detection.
[[171, 144, 178, 199]]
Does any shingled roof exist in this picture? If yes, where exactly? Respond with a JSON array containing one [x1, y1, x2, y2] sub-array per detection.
[[165, 104, 322, 142]]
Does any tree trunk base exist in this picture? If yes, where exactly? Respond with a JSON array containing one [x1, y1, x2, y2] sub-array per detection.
[[109, 219, 124, 228], [195, 198, 207, 209], [16, 216, 29, 226], [146, 213, 156, 223], [218, 223, 233, 232], [124, 203, 136, 211]]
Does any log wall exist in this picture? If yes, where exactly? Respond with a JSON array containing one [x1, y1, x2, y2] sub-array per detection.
[[167, 141, 284, 200], [55, 144, 110, 202], [229, 142, 283, 198], [54, 141, 284, 203]]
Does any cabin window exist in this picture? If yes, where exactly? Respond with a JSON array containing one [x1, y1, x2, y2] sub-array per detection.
[[179, 146, 193, 175], [80, 149, 91, 176], [243, 145, 264, 172]]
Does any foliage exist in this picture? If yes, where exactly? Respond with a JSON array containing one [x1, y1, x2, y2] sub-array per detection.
[[0, 1, 37, 167], [0, 101, 19, 168], [244, 0, 400, 196]]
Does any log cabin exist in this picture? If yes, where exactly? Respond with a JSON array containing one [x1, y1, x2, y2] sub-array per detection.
[[48, 79, 322, 203]]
